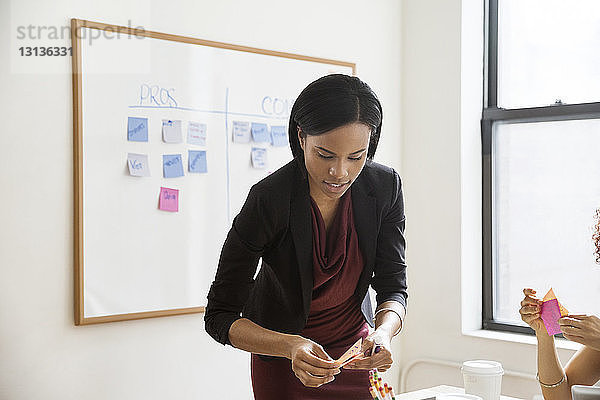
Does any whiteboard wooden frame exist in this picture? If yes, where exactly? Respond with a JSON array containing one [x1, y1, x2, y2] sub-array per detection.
[[71, 18, 355, 325]]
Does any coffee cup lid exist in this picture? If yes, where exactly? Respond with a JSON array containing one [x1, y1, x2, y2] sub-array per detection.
[[461, 360, 504, 375]]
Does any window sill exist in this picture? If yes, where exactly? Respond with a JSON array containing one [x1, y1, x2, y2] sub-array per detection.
[[462, 329, 582, 351]]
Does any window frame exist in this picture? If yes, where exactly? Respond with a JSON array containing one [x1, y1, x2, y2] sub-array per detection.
[[481, 0, 600, 333]]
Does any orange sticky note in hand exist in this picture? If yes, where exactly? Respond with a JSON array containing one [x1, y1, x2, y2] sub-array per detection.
[[542, 288, 557, 302], [335, 338, 362, 367], [542, 288, 569, 316]]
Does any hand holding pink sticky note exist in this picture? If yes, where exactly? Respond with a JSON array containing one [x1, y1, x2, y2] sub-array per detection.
[[540, 288, 569, 336], [159, 187, 179, 212]]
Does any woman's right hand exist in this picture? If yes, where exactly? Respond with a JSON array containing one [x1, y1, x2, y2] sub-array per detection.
[[288, 336, 340, 387], [519, 288, 546, 335]]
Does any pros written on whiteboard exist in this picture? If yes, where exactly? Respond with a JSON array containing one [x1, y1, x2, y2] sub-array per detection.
[[71, 18, 355, 325], [138, 83, 292, 117]]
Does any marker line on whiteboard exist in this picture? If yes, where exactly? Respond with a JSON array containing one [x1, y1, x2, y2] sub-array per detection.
[[128, 105, 287, 120], [225, 87, 231, 224]]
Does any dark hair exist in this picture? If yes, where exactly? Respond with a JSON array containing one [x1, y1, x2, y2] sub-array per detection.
[[288, 74, 383, 170]]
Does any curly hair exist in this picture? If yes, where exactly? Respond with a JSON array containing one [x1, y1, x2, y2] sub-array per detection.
[[594, 208, 600, 264]]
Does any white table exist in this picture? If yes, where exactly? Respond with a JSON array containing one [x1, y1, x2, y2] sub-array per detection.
[[396, 385, 522, 400]]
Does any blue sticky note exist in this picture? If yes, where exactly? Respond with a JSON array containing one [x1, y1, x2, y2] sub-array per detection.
[[251, 147, 268, 169], [127, 117, 148, 142], [251, 123, 270, 143], [163, 154, 184, 178], [270, 126, 287, 147], [188, 150, 207, 173]]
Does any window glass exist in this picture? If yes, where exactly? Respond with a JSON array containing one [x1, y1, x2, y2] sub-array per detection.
[[493, 119, 600, 325], [498, 1, 600, 108]]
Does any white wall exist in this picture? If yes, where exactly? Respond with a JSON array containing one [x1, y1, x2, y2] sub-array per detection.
[[397, 0, 579, 398], [0, 0, 402, 399]]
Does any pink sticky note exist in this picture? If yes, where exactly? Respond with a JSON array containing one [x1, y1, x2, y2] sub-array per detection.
[[159, 187, 179, 212], [540, 298, 562, 336]]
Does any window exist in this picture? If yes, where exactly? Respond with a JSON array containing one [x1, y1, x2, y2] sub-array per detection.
[[482, 0, 600, 333]]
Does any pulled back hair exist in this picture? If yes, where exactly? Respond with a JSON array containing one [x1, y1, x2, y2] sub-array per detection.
[[288, 74, 383, 172]]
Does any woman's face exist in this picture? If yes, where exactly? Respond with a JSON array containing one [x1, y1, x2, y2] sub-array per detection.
[[299, 122, 371, 204]]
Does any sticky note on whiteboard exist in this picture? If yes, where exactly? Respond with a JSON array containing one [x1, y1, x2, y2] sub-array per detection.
[[270, 126, 287, 147], [159, 187, 179, 212], [163, 154, 184, 178], [251, 122, 270, 143], [188, 150, 207, 173], [127, 153, 150, 177], [251, 147, 268, 169], [187, 122, 207, 146], [162, 119, 183, 143], [232, 121, 251, 143], [127, 117, 148, 142]]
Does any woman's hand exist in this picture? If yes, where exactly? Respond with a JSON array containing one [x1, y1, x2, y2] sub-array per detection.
[[343, 330, 393, 372], [519, 288, 547, 335], [288, 336, 340, 387], [559, 314, 600, 352]]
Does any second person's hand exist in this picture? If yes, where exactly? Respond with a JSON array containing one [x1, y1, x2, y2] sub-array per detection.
[[559, 314, 600, 352]]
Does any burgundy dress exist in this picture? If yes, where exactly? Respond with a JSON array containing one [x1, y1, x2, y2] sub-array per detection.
[[251, 191, 371, 399]]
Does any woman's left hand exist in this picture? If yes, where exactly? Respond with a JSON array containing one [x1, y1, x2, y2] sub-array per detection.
[[343, 330, 393, 372], [559, 314, 600, 352]]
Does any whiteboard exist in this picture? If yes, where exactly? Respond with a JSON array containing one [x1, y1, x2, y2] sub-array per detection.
[[71, 19, 354, 324]]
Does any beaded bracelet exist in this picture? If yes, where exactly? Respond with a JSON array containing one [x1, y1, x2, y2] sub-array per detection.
[[373, 307, 403, 336], [536, 372, 566, 388]]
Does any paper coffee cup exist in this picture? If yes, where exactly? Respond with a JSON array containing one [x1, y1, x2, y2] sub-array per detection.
[[438, 394, 483, 400], [461, 360, 504, 400]]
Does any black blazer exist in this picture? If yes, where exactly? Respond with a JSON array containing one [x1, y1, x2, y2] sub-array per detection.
[[204, 159, 408, 346]]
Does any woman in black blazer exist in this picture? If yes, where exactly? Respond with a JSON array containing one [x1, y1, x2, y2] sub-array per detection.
[[205, 74, 407, 398]]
